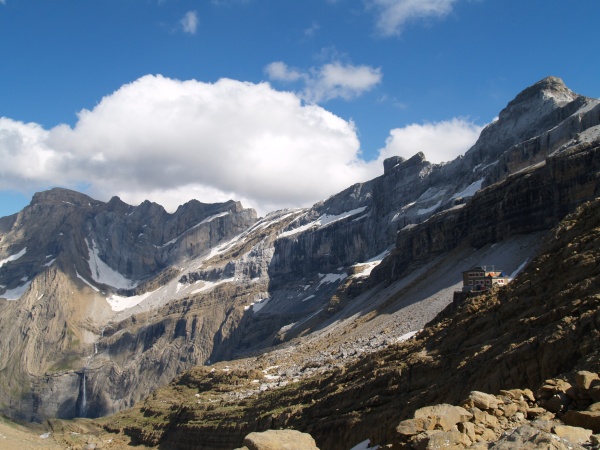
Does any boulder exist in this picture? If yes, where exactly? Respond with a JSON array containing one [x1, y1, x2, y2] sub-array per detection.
[[575, 371, 600, 391], [410, 430, 471, 450], [552, 425, 592, 445], [590, 386, 600, 402], [499, 388, 535, 403], [562, 410, 600, 433], [489, 424, 586, 450], [471, 408, 499, 428], [589, 402, 600, 412], [501, 402, 519, 418], [242, 430, 319, 450], [396, 418, 435, 436], [413, 404, 473, 431], [463, 391, 501, 410], [545, 392, 570, 413]]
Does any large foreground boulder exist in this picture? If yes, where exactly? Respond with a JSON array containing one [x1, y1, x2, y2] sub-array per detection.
[[238, 429, 319, 450]]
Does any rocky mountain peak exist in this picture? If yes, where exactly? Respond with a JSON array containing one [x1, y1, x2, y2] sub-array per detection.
[[106, 196, 131, 213], [498, 76, 578, 123], [30, 187, 98, 209]]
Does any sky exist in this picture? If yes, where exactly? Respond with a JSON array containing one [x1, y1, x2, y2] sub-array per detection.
[[1, 0, 599, 218]]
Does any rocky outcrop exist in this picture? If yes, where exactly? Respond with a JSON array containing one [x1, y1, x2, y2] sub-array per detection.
[[393, 378, 600, 449]]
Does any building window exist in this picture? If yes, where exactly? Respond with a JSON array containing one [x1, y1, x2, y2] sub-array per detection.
[[468, 280, 473, 285]]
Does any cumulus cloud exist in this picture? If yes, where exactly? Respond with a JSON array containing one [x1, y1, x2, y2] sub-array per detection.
[[368, 0, 458, 36], [0, 76, 482, 216], [265, 61, 382, 103], [374, 118, 483, 164], [1, 76, 375, 215], [180, 10, 198, 34]]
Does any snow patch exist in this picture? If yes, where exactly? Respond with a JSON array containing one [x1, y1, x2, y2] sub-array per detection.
[[317, 273, 347, 288], [76, 271, 100, 292], [451, 178, 484, 200], [351, 249, 391, 278], [44, 258, 56, 267], [279, 207, 367, 238], [191, 278, 235, 295], [107, 289, 157, 312], [87, 239, 137, 289], [252, 298, 270, 312], [245, 297, 270, 312], [0, 247, 27, 268], [417, 200, 442, 216], [301, 294, 315, 302], [1, 280, 31, 300]]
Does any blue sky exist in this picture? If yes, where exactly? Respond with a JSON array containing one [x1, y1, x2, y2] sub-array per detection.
[[1, 0, 599, 217]]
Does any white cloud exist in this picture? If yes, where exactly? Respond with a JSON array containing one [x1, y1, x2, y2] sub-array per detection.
[[0, 76, 374, 215], [265, 61, 382, 103], [265, 62, 304, 82], [180, 10, 199, 34], [368, 0, 458, 36], [304, 21, 320, 38], [374, 118, 483, 164], [0, 76, 483, 216], [306, 62, 382, 102], [0, 118, 56, 190]]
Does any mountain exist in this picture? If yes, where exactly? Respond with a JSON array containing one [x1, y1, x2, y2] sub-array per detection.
[[0, 76, 599, 432], [100, 193, 600, 450]]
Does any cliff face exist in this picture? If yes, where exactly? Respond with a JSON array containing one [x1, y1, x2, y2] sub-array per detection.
[[0, 192, 258, 421], [104, 194, 600, 450], [0, 76, 599, 424], [370, 140, 600, 287]]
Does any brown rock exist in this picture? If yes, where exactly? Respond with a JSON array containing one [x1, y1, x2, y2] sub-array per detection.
[[499, 388, 535, 403], [575, 371, 600, 391], [410, 430, 471, 450], [539, 379, 578, 399], [413, 404, 473, 432], [526, 407, 549, 419], [471, 408, 498, 428], [396, 418, 435, 436], [489, 424, 585, 450], [242, 430, 319, 450], [464, 391, 501, 410], [480, 428, 497, 442], [545, 393, 570, 413], [552, 425, 593, 445], [589, 402, 600, 412], [562, 410, 600, 433], [457, 422, 477, 442], [590, 386, 600, 402], [502, 402, 519, 418]]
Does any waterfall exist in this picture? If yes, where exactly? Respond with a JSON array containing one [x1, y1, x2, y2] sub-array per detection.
[[77, 370, 87, 418]]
